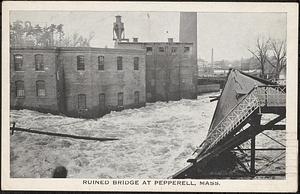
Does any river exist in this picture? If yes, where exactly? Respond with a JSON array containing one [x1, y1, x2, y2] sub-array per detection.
[[10, 93, 218, 178]]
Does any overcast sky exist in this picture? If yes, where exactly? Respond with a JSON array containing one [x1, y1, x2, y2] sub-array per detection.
[[10, 11, 286, 61]]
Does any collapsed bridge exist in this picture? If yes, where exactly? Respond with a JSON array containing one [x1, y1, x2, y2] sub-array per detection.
[[172, 69, 286, 179]]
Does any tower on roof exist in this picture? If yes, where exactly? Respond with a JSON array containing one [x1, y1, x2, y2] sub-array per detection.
[[113, 15, 129, 42]]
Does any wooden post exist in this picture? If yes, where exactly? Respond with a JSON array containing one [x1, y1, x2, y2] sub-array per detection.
[[249, 113, 261, 177], [250, 135, 256, 176]]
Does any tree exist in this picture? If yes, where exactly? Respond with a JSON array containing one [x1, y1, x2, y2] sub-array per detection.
[[266, 39, 286, 79], [248, 37, 270, 78], [10, 20, 94, 48], [10, 20, 25, 47]]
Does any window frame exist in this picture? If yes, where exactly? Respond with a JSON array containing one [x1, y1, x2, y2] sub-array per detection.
[[77, 55, 85, 71], [99, 93, 105, 108], [98, 56, 105, 71], [15, 80, 25, 98], [134, 91, 139, 104], [35, 54, 44, 71], [146, 47, 153, 55], [117, 92, 124, 106], [159, 47, 165, 53], [78, 94, 87, 109], [171, 47, 177, 55], [36, 80, 46, 97], [117, 56, 123, 70], [184, 46, 191, 54], [14, 54, 23, 71], [134, 57, 139, 70]]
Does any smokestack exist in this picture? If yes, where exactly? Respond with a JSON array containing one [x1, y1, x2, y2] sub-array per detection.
[[179, 12, 197, 59]]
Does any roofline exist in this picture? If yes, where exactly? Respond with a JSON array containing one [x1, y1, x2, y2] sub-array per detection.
[[118, 42, 194, 44], [10, 46, 145, 54]]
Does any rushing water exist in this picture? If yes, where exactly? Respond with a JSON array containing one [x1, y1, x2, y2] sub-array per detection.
[[10, 93, 218, 178]]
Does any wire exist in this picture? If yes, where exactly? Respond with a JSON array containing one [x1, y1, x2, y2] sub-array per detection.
[[260, 132, 285, 147]]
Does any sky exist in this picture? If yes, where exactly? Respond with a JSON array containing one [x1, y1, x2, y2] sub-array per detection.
[[10, 11, 286, 61]]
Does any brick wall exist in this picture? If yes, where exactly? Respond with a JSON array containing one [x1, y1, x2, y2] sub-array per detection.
[[116, 42, 198, 102], [59, 47, 146, 118], [10, 48, 60, 113], [10, 47, 146, 118]]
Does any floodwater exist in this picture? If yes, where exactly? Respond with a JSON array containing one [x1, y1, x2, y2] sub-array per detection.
[[10, 93, 218, 178]]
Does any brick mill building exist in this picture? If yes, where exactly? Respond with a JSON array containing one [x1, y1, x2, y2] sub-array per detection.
[[10, 12, 198, 118], [10, 47, 146, 118], [116, 39, 197, 102]]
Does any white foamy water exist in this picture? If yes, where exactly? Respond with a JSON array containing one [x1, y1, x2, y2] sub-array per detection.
[[10, 93, 218, 178]]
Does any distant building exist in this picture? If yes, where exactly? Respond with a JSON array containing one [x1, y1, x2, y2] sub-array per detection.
[[114, 13, 198, 102], [115, 39, 197, 102], [10, 47, 146, 118]]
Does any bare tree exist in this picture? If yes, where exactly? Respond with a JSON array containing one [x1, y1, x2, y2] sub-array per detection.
[[266, 39, 286, 79], [248, 37, 270, 78]]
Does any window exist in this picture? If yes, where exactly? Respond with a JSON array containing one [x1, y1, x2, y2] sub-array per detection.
[[78, 94, 86, 109], [35, 54, 44, 71], [15, 80, 24, 97], [146, 47, 153, 55], [184, 47, 190, 54], [171, 47, 177, 55], [99, 93, 105, 107], [77, 55, 85, 70], [134, 91, 139, 104], [117, 56, 123, 70], [118, 92, 123, 106], [134, 57, 139, 70], [14, 54, 23, 71], [36, 80, 46, 97], [159, 47, 165, 53], [98, 56, 104, 70]]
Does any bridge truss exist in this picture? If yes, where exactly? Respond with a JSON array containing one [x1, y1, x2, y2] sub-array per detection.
[[172, 81, 286, 179]]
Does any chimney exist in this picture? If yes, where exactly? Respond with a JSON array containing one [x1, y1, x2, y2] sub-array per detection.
[[168, 38, 173, 43], [133, 38, 138, 42]]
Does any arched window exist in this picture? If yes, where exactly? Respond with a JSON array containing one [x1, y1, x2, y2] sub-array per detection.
[[78, 94, 86, 109], [77, 55, 85, 70], [36, 80, 46, 96], [15, 80, 25, 97], [14, 54, 23, 71], [35, 54, 44, 71]]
